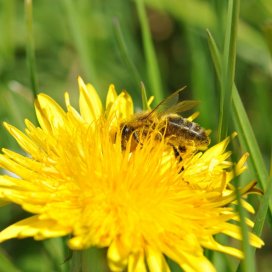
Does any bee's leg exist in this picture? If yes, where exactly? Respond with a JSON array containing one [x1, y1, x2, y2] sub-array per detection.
[[171, 145, 185, 173], [171, 145, 186, 160], [132, 131, 143, 147], [178, 146, 186, 172], [172, 145, 181, 159], [178, 146, 186, 153]]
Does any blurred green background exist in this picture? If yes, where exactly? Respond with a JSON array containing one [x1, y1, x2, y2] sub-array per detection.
[[0, 0, 271, 271]]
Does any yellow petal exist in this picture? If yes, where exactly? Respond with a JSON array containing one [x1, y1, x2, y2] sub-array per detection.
[[3, 123, 40, 157], [201, 236, 243, 259], [147, 96, 154, 108], [35, 94, 66, 133], [107, 238, 130, 271], [146, 246, 170, 272], [0, 154, 36, 179], [181, 252, 216, 272], [78, 77, 102, 123], [235, 152, 249, 175], [128, 251, 147, 272], [201, 137, 230, 161], [187, 111, 199, 121], [0, 216, 70, 242], [221, 223, 264, 248], [106, 84, 118, 109], [107, 91, 134, 130], [64, 92, 71, 107]]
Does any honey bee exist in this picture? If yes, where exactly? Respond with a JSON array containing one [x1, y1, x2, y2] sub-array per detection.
[[120, 88, 210, 158]]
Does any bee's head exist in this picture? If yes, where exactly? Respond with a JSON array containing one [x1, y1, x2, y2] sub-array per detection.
[[120, 124, 138, 150], [121, 124, 134, 137]]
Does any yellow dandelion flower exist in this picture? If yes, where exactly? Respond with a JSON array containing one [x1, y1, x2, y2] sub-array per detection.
[[0, 77, 263, 272]]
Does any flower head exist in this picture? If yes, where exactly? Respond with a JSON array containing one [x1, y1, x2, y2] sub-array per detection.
[[0, 78, 263, 272]]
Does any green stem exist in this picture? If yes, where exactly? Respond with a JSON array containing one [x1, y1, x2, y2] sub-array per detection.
[[71, 251, 83, 272], [71, 248, 107, 272], [234, 182, 256, 272]]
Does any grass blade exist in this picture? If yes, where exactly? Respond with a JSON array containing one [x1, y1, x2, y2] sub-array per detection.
[[236, 176, 272, 272], [253, 176, 272, 237], [25, 0, 38, 98], [207, 28, 271, 216], [218, 0, 240, 141], [207, 7, 270, 271], [135, 0, 164, 102], [71, 248, 107, 272], [229, 135, 256, 272], [234, 180, 256, 272], [112, 18, 142, 89], [232, 87, 269, 192], [61, 0, 97, 85], [206, 29, 222, 81], [186, 28, 216, 130]]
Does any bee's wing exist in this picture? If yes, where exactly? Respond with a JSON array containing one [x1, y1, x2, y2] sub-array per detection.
[[158, 100, 199, 117], [146, 87, 199, 118]]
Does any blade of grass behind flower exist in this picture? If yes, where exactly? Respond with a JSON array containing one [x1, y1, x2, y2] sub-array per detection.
[[25, 0, 38, 98], [135, 0, 164, 103], [218, 0, 240, 141], [212, 250, 234, 272], [112, 18, 142, 90], [253, 175, 272, 239], [207, 29, 271, 217], [61, 0, 97, 86], [206, 29, 221, 80], [185, 27, 216, 130], [206, 234, 235, 271], [206, 6, 264, 270], [232, 87, 270, 197]]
